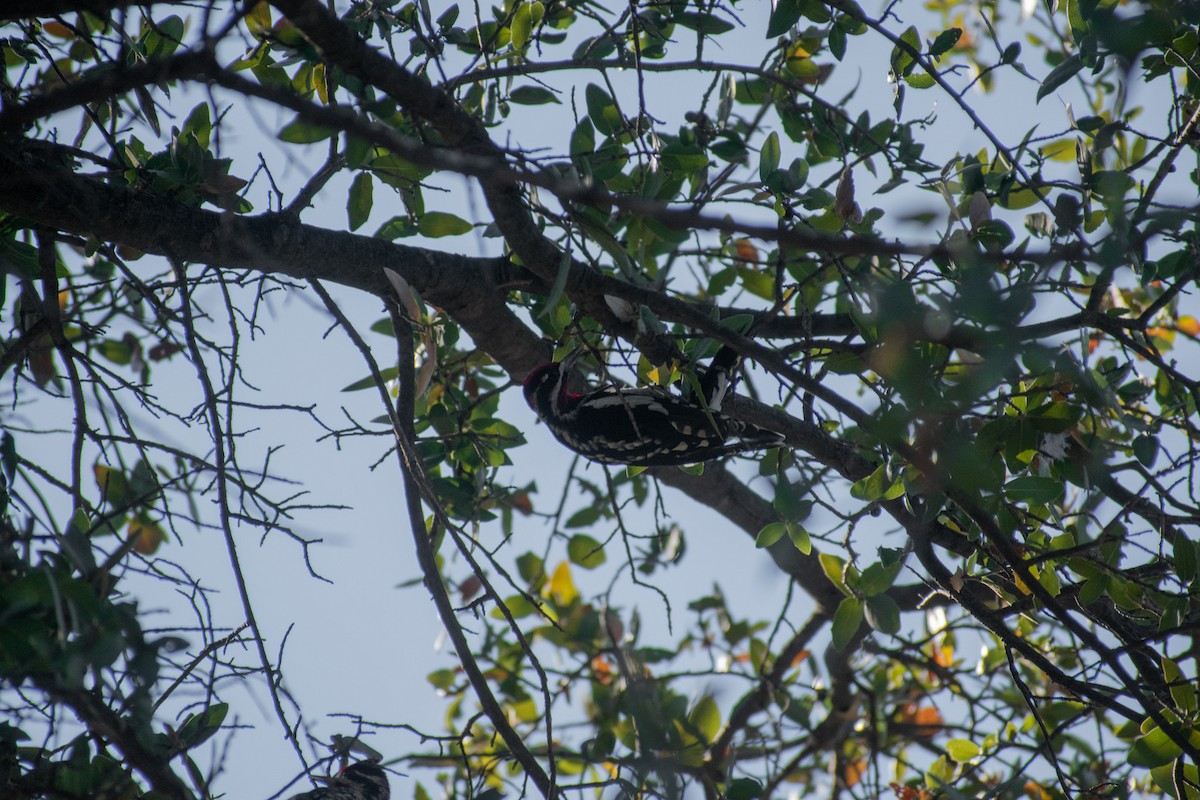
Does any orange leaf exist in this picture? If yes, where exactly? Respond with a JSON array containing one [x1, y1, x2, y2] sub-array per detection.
[[734, 239, 759, 263], [890, 783, 933, 800], [591, 655, 613, 684], [1024, 781, 1051, 800], [459, 574, 483, 602], [931, 642, 954, 668], [43, 20, 74, 38], [841, 758, 866, 788], [1177, 316, 1199, 337], [29, 338, 56, 387], [508, 491, 534, 516]]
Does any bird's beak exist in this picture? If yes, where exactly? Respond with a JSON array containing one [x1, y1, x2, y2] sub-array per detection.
[[560, 345, 585, 373]]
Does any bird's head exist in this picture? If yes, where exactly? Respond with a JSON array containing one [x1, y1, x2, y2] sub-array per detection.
[[523, 350, 582, 417], [340, 761, 389, 797]]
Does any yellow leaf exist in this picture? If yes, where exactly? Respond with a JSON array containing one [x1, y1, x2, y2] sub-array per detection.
[[93, 464, 129, 507], [1178, 316, 1200, 337], [544, 560, 579, 606], [313, 63, 328, 104], [128, 517, 166, 555], [1040, 139, 1075, 162], [1013, 564, 1040, 595]]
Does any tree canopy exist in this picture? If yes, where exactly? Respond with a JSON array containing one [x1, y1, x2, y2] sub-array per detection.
[[2, 0, 1199, 798]]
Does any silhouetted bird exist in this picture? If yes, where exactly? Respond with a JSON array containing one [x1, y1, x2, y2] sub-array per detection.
[[288, 761, 390, 800]]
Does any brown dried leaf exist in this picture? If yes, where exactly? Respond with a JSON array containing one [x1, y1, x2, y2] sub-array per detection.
[[834, 167, 862, 223]]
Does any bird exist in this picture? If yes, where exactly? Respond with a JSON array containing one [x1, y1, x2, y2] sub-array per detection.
[[287, 760, 390, 800], [522, 345, 784, 466]]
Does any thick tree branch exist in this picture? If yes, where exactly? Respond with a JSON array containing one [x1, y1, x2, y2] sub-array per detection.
[[0, 0, 170, 22], [0, 141, 544, 376], [51, 686, 195, 800]]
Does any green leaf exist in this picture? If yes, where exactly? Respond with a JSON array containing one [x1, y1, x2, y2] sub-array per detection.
[[570, 120, 595, 156], [829, 24, 847, 61], [890, 25, 920, 76], [930, 28, 961, 58], [973, 219, 1015, 250], [903, 72, 935, 89], [755, 522, 787, 549], [94, 465, 130, 508], [347, 172, 373, 231], [831, 596, 863, 651], [427, 667, 457, 690], [1132, 435, 1159, 467], [0, 432, 16, 486], [510, 1, 536, 50], [1091, 170, 1135, 199], [175, 703, 229, 749], [758, 131, 780, 183], [538, 248, 572, 319], [1150, 761, 1200, 800], [129, 459, 159, 501], [675, 12, 735, 35], [516, 552, 545, 585], [567, 534, 606, 569], [181, 103, 212, 148], [1173, 535, 1197, 582], [858, 561, 901, 596], [342, 366, 399, 391], [946, 738, 980, 762], [1128, 725, 1183, 768], [98, 338, 133, 365], [819, 552, 851, 595], [726, 778, 763, 800], [1004, 475, 1064, 504], [509, 86, 559, 105], [565, 505, 601, 528], [418, 211, 473, 238], [787, 523, 812, 555], [1037, 54, 1082, 102], [585, 83, 620, 136], [766, 0, 803, 38], [278, 116, 336, 143], [659, 143, 709, 173], [850, 463, 903, 502], [1065, 0, 1088, 34], [688, 695, 721, 742], [864, 593, 900, 634], [376, 216, 418, 240], [1164, 657, 1198, 714], [773, 479, 810, 522]]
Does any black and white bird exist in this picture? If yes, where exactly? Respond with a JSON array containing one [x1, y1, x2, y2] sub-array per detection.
[[522, 346, 784, 466], [288, 761, 390, 800]]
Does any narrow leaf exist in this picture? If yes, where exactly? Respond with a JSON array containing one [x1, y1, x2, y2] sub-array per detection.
[[539, 248, 572, 318], [418, 211, 473, 238], [759, 131, 780, 183], [766, 0, 803, 38], [831, 596, 863, 651], [347, 172, 373, 231], [1037, 54, 1082, 102]]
